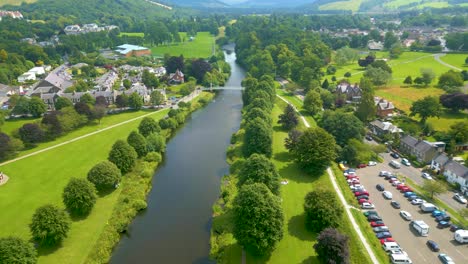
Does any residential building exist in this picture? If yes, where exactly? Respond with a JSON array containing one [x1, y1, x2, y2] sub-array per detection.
[[17, 72, 36, 83], [64, 25, 82, 35], [335, 81, 361, 102], [0, 10, 23, 20], [369, 120, 402, 137], [169, 69, 185, 84], [375, 97, 395, 118], [368, 40, 384, 50], [399, 135, 445, 164], [443, 161, 468, 192], [115, 44, 151, 57], [430, 153, 450, 174]]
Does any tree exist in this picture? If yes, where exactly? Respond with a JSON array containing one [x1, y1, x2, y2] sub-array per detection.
[[0, 237, 37, 264], [19, 123, 45, 145], [108, 140, 137, 173], [403, 76, 413, 85], [358, 55, 375, 68], [355, 78, 376, 122], [335, 46, 359, 66], [384, 31, 399, 49], [62, 178, 97, 216], [410, 96, 443, 124], [304, 189, 343, 232], [95, 96, 108, 107], [123, 79, 132, 90], [74, 102, 92, 117], [165, 55, 185, 74], [150, 90, 165, 106], [321, 79, 329, 89], [238, 154, 281, 195], [87, 161, 121, 191], [448, 121, 468, 144], [420, 68, 435, 87], [191, 59, 212, 83], [289, 127, 337, 173], [115, 94, 128, 109], [12, 96, 30, 116], [440, 93, 468, 112], [389, 43, 403, 58], [80, 93, 95, 105], [127, 131, 148, 158], [128, 92, 143, 110], [138, 117, 161, 137], [320, 110, 364, 147], [303, 90, 323, 115], [233, 183, 283, 256], [364, 65, 391, 86], [438, 70, 464, 88], [243, 117, 272, 158], [244, 107, 272, 125], [422, 180, 447, 199], [30, 204, 71, 246], [370, 60, 392, 74], [146, 132, 166, 153], [314, 228, 350, 264], [278, 104, 298, 130], [28, 97, 46, 118], [55, 97, 73, 110], [0, 133, 21, 161], [90, 105, 106, 124], [284, 129, 302, 152], [142, 70, 159, 89]]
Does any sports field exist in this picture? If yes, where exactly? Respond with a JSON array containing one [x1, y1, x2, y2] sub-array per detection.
[[151, 32, 214, 58]]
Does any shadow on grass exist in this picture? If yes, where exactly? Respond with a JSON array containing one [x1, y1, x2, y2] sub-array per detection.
[[70, 212, 91, 222], [274, 151, 291, 163], [300, 255, 319, 264], [98, 188, 117, 198], [37, 242, 62, 256], [288, 214, 316, 242], [278, 163, 323, 184]]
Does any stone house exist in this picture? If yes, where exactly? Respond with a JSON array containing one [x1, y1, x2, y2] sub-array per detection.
[[335, 81, 361, 102], [369, 120, 402, 137], [169, 69, 185, 85], [375, 98, 395, 118], [399, 135, 445, 164]]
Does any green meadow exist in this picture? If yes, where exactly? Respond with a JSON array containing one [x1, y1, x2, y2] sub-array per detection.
[[151, 32, 214, 58]]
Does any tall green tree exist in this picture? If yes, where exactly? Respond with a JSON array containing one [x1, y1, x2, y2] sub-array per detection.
[[438, 70, 464, 88], [422, 180, 447, 199], [30, 205, 71, 246], [243, 117, 272, 158], [128, 92, 143, 110], [55, 97, 73, 111], [233, 183, 284, 256], [238, 154, 281, 195], [62, 178, 97, 216], [138, 117, 161, 137], [320, 110, 364, 147], [146, 132, 166, 153], [108, 140, 137, 173], [304, 189, 344, 232], [87, 161, 121, 191], [314, 228, 350, 264], [303, 90, 323, 115], [0, 237, 37, 264], [355, 78, 376, 122], [127, 131, 147, 158], [150, 90, 165, 106], [278, 104, 298, 130], [420, 68, 435, 87], [410, 96, 443, 124]]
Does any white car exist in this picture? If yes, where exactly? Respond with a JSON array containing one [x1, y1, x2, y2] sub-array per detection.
[[453, 193, 467, 204], [411, 199, 424, 205], [379, 171, 392, 177], [401, 158, 411, 166], [421, 172, 433, 180], [368, 161, 377, 166], [391, 181, 401, 186], [361, 202, 375, 209], [382, 191, 393, 200], [399, 210, 412, 221]]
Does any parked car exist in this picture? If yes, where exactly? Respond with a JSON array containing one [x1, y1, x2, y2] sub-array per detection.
[[400, 187, 413, 193], [453, 193, 467, 204], [391, 201, 401, 209], [435, 215, 451, 222], [368, 215, 383, 221], [379, 238, 396, 245], [363, 210, 378, 217], [362, 202, 375, 209], [358, 198, 370, 204], [403, 192, 415, 198], [350, 185, 365, 192], [390, 152, 400, 159], [357, 195, 369, 200], [396, 184, 407, 190], [407, 195, 419, 201], [355, 191, 369, 197], [368, 161, 377, 166], [421, 172, 433, 180], [426, 240, 440, 252], [401, 158, 411, 166], [411, 199, 425, 205], [344, 169, 356, 176], [449, 224, 462, 232], [392, 181, 402, 187], [365, 135, 373, 141], [437, 221, 451, 229], [376, 232, 392, 239], [370, 221, 385, 227], [438, 253, 455, 264], [385, 175, 397, 180], [382, 191, 393, 200], [379, 171, 392, 177], [432, 210, 446, 217], [346, 175, 358, 180], [373, 226, 389, 233], [347, 179, 361, 185], [376, 184, 385, 191], [357, 163, 367, 168], [399, 211, 412, 221]]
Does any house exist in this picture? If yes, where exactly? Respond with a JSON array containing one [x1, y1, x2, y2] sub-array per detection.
[[115, 44, 151, 57], [455, 143, 468, 152], [61, 92, 88, 104], [375, 97, 395, 118], [38, 93, 60, 110], [17, 72, 36, 83], [92, 90, 118, 105], [369, 120, 402, 137], [169, 69, 185, 84], [368, 40, 384, 50], [0, 10, 23, 20], [335, 81, 361, 102], [443, 161, 468, 192], [64, 25, 81, 35], [430, 153, 450, 174], [399, 135, 445, 164], [28, 67, 45, 76]]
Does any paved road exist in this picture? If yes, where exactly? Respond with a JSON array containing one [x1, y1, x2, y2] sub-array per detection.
[[356, 164, 468, 264], [378, 151, 466, 212], [434, 53, 462, 71]]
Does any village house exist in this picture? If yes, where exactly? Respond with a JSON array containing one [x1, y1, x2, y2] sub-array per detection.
[[369, 120, 402, 138], [368, 40, 384, 51], [17, 66, 46, 83], [169, 69, 185, 85], [115, 44, 151, 57], [335, 81, 361, 102], [0, 10, 23, 20], [399, 135, 445, 164], [375, 97, 395, 118], [431, 153, 468, 194]]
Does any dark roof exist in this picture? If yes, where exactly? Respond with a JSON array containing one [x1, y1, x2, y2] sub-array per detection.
[[433, 153, 450, 165], [401, 135, 434, 154], [444, 161, 468, 179]]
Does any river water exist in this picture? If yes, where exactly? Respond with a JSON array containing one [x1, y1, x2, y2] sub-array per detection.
[[111, 45, 244, 263]]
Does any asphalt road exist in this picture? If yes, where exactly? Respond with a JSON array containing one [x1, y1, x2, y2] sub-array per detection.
[[355, 163, 468, 264]]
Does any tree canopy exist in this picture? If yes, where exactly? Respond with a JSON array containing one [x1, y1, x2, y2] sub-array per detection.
[[62, 178, 97, 216], [87, 160, 122, 191], [0, 237, 37, 264], [303, 90, 323, 115], [278, 104, 298, 130], [238, 154, 281, 195], [320, 110, 364, 147], [243, 117, 273, 158], [410, 96, 443, 124], [314, 228, 350, 264], [127, 131, 148, 158], [304, 189, 344, 232], [108, 140, 137, 173], [30, 204, 71, 246]]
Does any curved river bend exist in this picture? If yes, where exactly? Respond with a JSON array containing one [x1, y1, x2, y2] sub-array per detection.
[[111, 45, 244, 263]]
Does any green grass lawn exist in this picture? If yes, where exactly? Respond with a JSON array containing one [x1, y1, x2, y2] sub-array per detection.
[[0, 0, 36, 6], [276, 89, 317, 128], [0, 109, 169, 264], [118, 32, 145, 37], [1, 117, 41, 136], [318, 0, 363, 12], [151, 32, 214, 58], [439, 54, 468, 69]]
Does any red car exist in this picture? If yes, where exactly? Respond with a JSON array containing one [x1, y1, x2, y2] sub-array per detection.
[[389, 178, 398, 183], [348, 180, 360, 185], [357, 163, 367, 168], [370, 221, 385, 227], [396, 184, 407, 190], [346, 175, 358, 180], [359, 198, 371, 204], [355, 191, 369, 197], [379, 238, 396, 245], [400, 187, 413, 193]]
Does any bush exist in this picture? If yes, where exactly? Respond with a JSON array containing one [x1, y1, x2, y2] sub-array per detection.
[[127, 131, 148, 158], [138, 117, 160, 137], [314, 228, 350, 264], [304, 189, 343, 232], [87, 161, 122, 191], [108, 140, 137, 174], [159, 118, 169, 129], [132, 200, 147, 211], [344, 72, 351, 77], [62, 178, 97, 216], [145, 152, 162, 163], [0, 237, 37, 264], [30, 204, 71, 246], [198, 98, 208, 106], [18, 123, 45, 145]]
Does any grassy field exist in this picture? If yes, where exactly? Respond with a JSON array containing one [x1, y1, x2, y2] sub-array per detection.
[[1, 117, 40, 136], [439, 54, 468, 69], [151, 31, 214, 58], [318, 0, 363, 12], [0, 0, 36, 6], [0, 109, 169, 264], [375, 86, 445, 112], [118, 32, 145, 37], [384, 0, 422, 8]]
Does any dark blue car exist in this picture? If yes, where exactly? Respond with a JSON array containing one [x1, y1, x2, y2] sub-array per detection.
[[376, 231, 392, 239]]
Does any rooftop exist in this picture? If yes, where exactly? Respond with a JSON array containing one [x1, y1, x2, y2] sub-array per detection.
[[116, 44, 149, 55]]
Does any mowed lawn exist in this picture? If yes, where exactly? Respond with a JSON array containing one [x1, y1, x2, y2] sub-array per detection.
[[151, 32, 214, 58], [439, 54, 468, 69], [246, 100, 372, 264], [118, 32, 145, 37], [318, 0, 363, 12], [0, 109, 169, 264], [1, 117, 40, 136]]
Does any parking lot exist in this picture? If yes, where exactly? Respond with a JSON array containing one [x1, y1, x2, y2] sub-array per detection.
[[355, 163, 468, 264]]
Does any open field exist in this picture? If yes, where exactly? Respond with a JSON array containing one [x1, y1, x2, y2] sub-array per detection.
[[1, 117, 40, 136], [151, 32, 214, 58], [375, 86, 445, 112], [0, 0, 36, 6], [0, 109, 169, 264], [318, 0, 363, 12], [118, 32, 145, 38], [439, 54, 468, 69], [415, 1, 450, 9], [384, 0, 421, 8]]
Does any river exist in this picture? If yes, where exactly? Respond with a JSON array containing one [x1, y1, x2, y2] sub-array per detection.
[[111, 45, 244, 263]]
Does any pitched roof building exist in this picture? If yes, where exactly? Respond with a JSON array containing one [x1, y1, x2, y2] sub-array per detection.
[[375, 97, 395, 118], [399, 135, 445, 164], [335, 81, 361, 102], [169, 69, 185, 84], [115, 44, 151, 57]]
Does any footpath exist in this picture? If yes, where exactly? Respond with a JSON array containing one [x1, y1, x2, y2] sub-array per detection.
[[276, 93, 379, 264]]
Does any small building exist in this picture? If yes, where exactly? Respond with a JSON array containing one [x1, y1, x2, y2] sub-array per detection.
[[443, 161, 468, 192], [28, 67, 46, 76], [115, 44, 151, 57], [64, 25, 81, 35], [430, 153, 450, 174], [169, 69, 185, 85], [17, 72, 36, 83], [335, 81, 361, 102], [368, 40, 384, 50], [375, 98, 395, 118], [399, 135, 445, 164], [369, 120, 402, 137]]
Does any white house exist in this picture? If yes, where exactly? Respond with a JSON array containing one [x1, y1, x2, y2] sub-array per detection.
[[17, 72, 36, 83], [28, 67, 45, 76], [443, 161, 468, 191]]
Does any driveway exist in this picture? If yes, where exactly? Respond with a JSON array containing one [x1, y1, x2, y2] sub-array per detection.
[[379, 152, 466, 212], [356, 164, 468, 264]]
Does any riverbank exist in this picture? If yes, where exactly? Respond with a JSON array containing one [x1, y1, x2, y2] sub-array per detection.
[[85, 92, 214, 263]]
